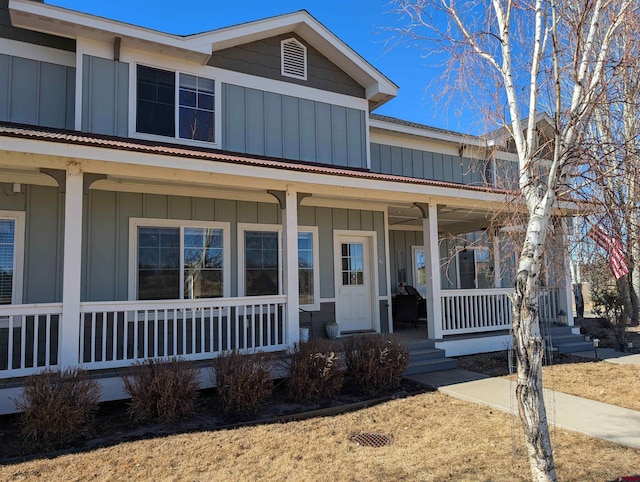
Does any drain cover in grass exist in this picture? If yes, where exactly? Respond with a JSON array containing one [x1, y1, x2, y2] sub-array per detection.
[[350, 432, 394, 448]]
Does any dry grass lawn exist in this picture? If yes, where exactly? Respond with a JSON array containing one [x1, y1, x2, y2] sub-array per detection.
[[540, 361, 640, 411], [2, 391, 638, 481]]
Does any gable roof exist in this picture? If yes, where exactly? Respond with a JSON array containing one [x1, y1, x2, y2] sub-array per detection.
[[8, 1, 397, 109]]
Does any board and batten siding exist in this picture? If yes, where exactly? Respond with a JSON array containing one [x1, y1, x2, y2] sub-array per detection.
[[208, 33, 364, 98], [370, 143, 489, 186], [81, 55, 129, 137], [84, 192, 386, 303], [0, 54, 75, 129], [0, 184, 63, 303], [222, 84, 367, 168]]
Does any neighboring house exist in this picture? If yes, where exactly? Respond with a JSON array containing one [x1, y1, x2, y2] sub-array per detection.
[[0, 0, 575, 412]]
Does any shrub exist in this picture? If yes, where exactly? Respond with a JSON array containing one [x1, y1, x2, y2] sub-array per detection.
[[285, 339, 344, 402], [212, 350, 272, 417], [15, 367, 101, 450], [344, 334, 409, 393], [122, 357, 200, 422]]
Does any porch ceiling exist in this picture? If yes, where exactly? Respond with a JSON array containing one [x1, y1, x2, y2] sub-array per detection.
[[387, 204, 493, 235]]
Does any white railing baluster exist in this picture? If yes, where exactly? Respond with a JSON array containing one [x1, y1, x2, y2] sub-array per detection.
[[45, 314, 51, 367], [20, 315, 26, 369], [33, 314, 40, 368]]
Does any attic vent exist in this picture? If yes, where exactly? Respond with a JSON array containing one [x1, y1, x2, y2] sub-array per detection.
[[281, 38, 307, 80]]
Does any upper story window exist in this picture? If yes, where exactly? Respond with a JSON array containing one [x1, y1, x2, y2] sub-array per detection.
[[281, 38, 307, 80], [136, 65, 215, 144]]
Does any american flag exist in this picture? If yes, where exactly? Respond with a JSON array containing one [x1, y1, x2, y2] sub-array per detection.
[[588, 224, 629, 279]]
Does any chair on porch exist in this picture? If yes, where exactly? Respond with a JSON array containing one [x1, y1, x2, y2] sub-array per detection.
[[393, 285, 427, 329]]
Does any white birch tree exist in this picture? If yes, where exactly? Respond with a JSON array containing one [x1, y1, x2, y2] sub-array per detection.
[[391, 1, 634, 480]]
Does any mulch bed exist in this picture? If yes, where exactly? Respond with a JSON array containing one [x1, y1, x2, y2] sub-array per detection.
[[0, 377, 430, 464]]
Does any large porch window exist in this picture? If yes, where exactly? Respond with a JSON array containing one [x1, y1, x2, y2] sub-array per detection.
[[238, 224, 319, 310], [129, 219, 230, 300]]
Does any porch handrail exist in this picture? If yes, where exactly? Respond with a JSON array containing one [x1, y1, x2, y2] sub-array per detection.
[[79, 295, 288, 312], [0, 302, 63, 315]]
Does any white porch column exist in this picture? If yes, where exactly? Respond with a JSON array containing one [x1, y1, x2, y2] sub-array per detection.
[[559, 218, 575, 326], [282, 188, 300, 345], [60, 163, 84, 368], [417, 202, 443, 339]]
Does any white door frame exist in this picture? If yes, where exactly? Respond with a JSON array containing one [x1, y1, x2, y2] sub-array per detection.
[[333, 230, 380, 334]]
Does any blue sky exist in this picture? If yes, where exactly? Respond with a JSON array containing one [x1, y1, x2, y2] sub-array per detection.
[[47, 0, 477, 133]]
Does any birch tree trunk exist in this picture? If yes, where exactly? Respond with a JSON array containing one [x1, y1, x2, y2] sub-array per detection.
[[391, 1, 633, 480]]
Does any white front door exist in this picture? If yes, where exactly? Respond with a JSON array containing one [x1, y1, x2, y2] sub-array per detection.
[[335, 235, 373, 332]]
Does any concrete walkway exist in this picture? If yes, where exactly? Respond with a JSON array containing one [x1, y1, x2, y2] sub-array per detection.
[[407, 364, 640, 450]]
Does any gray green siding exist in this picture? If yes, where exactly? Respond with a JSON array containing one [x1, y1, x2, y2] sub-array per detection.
[[370, 143, 489, 186], [0, 0, 75, 51], [0, 184, 63, 303], [84, 192, 386, 302], [0, 54, 75, 129], [222, 84, 367, 168], [209, 34, 364, 98], [81, 55, 129, 136]]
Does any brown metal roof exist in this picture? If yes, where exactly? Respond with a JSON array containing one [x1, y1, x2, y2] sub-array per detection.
[[0, 122, 508, 194]]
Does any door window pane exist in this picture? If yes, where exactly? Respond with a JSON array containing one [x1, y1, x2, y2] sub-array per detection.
[[341, 243, 364, 286]]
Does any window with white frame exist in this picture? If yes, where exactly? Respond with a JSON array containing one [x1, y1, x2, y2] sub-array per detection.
[[0, 212, 24, 306], [457, 247, 494, 289], [239, 224, 319, 310], [130, 219, 229, 300], [136, 65, 215, 143]]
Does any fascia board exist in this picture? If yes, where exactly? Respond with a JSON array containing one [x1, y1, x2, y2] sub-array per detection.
[[369, 119, 487, 147], [9, 0, 211, 57], [1, 136, 505, 205]]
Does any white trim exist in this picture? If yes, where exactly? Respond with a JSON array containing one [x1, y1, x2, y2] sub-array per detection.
[[130, 62, 221, 149], [237, 223, 320, 311], [1, 137, 509, 206], [0, 38, 75, 67], [128, 217, 231, 301], [383, 207, 393, 333], [333, 229, 380, 333], [369, 118, 486, 148]]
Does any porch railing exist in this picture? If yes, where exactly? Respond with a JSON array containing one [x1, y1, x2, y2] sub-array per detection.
[[440, 287, 561, 336], [78, 296, 288, 370], [0, 303, 62, 378], [440, 289, 513, 335], [538, 287, 560, 323]]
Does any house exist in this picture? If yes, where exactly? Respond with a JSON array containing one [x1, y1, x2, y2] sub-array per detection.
[[0, 0, 576, 413]]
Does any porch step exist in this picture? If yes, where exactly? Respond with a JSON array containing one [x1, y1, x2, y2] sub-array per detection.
[[404, 344, 457, 375], [544, 326, 593, 354]]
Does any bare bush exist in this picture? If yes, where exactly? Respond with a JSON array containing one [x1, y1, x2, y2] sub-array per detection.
[[15, 368, 101, 449], [285, 339, 344, 402], [122, 357, 200, 423], [343, 334, 409, 393], [211, 350, 272, 417]]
